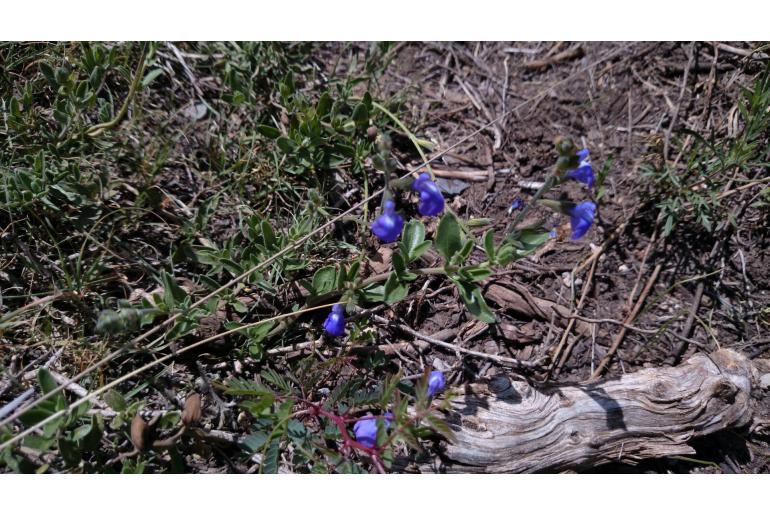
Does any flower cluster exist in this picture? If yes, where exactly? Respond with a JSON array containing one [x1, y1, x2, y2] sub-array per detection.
[[352, 370, 447, 448], [538, 145, 599, 240], [371, 172, 444, 244]]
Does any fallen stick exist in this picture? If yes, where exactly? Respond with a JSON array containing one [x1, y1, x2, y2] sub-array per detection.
[[426, 349, 762, 473]]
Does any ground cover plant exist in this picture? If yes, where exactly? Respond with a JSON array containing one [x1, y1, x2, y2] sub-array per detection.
[[1, 41, 769, 473]]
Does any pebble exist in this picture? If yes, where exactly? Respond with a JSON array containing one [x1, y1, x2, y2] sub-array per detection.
[[618, 264, 630, 273]]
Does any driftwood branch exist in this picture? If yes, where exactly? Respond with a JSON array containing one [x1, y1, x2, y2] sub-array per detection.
[[426, 349, 760, 473]]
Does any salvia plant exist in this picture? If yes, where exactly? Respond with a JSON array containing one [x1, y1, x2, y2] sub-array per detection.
[[2, 46, 601, 471]]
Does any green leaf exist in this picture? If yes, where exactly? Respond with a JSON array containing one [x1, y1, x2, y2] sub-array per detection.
[[496, 243, 515, 265], [262, 438, 281, 474], [383, 272, 409, 305], [453, 239, 474, 265], [257, 125, 281, 139], [141, 68, 164, 88], [400, 220, 429, 262], [453, 279, 496, 323], [392, 252, 418, 282], [160, 271, 187, 307], [276, 136, 297, 154], [224, 378, 274, 397], [458, 265, 492, 282], [435, 213, 462, 262], [58, 437, 81, 467], [483, 230, 496, 262], [37, 368, 58, 396], [351, 103, 369, 126], [359, 283, 385, 303], [39, 62, 56, 85], [240, 432, 268, 453], [511, 228, 552, 259], [425, 415, 457, 444], [316, 92, 332, 118], [347, 261, 361, 282], [311, 266, 337, 296], [103, 389, 127, 412]]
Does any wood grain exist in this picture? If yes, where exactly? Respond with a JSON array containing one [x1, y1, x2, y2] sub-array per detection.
[[426, 349, 757, 473]]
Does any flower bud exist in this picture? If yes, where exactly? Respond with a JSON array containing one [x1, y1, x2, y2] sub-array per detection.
[[371, 200, 404, 243], [323, 304, 346, 337], [427, 370, 446, 397], [181, 392, 202, 426]]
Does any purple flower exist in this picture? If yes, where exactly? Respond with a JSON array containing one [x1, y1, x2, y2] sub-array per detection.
[[508, 198, 523, 214], [568, 201, 596, 240], [412, 172, 445, 217], [566, 148, 594, 189], [323, 304, 346, 337], [371, 200, 404, 243], [427, 370, 446, 397], [353, 413, 392, 449]]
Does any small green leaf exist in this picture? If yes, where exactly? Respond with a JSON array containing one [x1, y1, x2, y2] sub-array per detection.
[[351, 103, 369, 126], [276, 136, 297, 154], [400, 220, 427, 262], [435, 213, 462, 263], [257, 125, 281, 139], [103, 390, 127, 412], [425, 415, 457, 444], [160, 271, 188, 306], [38, 368, 58, 395], [58, 437, 81, 467], [453, 279, 496, 323], [311, 266, 337, 296], [316, 92, 332, 118], [458, 265, 492, 282], [496, 243, 515, 265], [392, 252, 417, 282], [141, 68, 164, 87], [383, 272, 409, 305], [39, 62, 56, 85], [360, 283, 385, 303], [483, 230, 496, 262]]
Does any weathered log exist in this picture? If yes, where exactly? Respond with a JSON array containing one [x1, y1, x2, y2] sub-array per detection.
[[426, 349, 760, 473]]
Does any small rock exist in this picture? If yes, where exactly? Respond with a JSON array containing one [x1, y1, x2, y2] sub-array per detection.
[[618, 264, 630, 273], [432, 357, 449, 372]]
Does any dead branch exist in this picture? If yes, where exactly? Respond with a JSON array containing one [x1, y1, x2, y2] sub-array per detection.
[[426, 349, 758, 473]]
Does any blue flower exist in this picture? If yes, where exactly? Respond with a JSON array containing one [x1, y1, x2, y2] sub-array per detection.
[[549, 229, 558, 239], [566, 148, 594, 189], [353, 413, 392, 449], [568, 201, 596, 240], [508, 198, 523, 214], [371, 200, 404, 243], [427, 370, 446, 397], [412, 172, 445, 217], [323, 304, 346, 337]]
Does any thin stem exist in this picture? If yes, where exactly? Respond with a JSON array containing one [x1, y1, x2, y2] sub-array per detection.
[[86, 43, 148, 137]]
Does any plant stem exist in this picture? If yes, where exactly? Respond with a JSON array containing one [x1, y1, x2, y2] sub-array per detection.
[[86, 43, 148, 138]]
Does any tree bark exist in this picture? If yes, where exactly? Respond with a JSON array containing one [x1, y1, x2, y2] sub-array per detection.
[[426, 349, 760, 473]]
